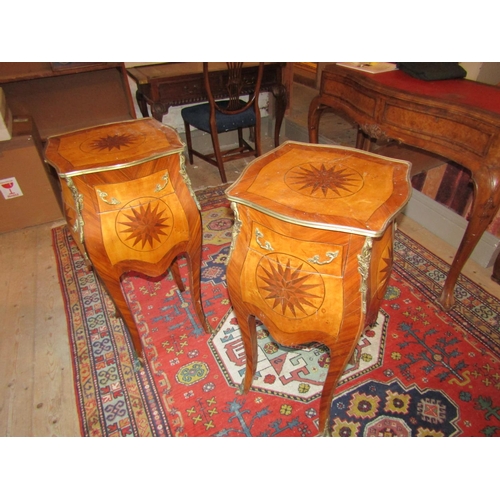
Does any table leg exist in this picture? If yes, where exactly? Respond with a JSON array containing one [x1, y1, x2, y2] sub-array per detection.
[[439, 168, 500, 310], [151, 103, 169, 123], [356, 128, 373, 151], [272, 84, 287, 147], [135, 91, 172, 122], [307, 95, 326, 143], [136, 91, 149, 118]]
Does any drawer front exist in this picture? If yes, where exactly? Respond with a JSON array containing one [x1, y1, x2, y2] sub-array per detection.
[[322, 73, 377, 120], [240, 221, 349, 334], [383, 101, 493, 157], [94, 168, 175, 215], [249, 221, 345, 277], [94, 169, 190, 266]]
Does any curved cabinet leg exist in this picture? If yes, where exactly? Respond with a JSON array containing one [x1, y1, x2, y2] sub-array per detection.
[[184, 247, 210, 335], [94, 266, 144, 365], [170, 258, 185, 292], [317, 317, 366, 436], [235, 315, 258, 395], [492, 252, 500, 284]]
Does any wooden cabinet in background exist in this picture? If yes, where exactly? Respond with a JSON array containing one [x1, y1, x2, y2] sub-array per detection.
[[0, 63, 136, 141]]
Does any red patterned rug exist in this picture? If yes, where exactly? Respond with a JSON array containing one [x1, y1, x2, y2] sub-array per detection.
[[52, 184, 500, 436]]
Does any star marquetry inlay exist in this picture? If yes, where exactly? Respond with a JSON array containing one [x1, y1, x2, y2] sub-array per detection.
[[285, 162, 363, 198], [256, 254, 325, 318], [117, 198, 172, 250], [90, 133, 137, 152]]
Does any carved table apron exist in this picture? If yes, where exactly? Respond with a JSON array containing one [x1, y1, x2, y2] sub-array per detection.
[[308, 64, 500, 311], [225, 141, 411, 436], [45, 118, 208, 363]]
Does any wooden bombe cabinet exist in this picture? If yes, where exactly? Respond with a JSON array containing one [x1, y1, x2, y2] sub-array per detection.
[[226, 141, 411, 436], [44, 118, 209, 362]]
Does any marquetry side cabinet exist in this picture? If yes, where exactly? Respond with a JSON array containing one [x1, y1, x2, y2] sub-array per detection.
[[44, 118, 208, 362], [225, 141, 411, 436]]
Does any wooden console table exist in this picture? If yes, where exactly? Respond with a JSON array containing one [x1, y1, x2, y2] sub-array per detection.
[[308, 64, 500, 311], [226, 141, 411, 435], [127, 63, 288, 147]]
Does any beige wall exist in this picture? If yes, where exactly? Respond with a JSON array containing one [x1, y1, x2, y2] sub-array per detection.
[[461, 62, 500, 85]]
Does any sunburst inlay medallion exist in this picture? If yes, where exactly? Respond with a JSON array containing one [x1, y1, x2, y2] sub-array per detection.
[[80, 133, 145, 154], [285, 161, 364, 199], [116, 197, 173, 251], [256, 253, 325, 318]]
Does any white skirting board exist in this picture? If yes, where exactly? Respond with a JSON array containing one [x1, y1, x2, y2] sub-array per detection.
[[403, 188, 500, 268]]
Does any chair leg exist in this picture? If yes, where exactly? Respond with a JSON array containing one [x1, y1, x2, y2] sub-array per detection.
[[237, 128, 245, 149], [209, 129, 228, 184], [183, 120, 194, 164], [248, 126, 255, 144], [254, 119, 262, 157]]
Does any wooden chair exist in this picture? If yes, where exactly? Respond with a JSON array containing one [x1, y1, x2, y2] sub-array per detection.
[[181, 63, 265, 183]]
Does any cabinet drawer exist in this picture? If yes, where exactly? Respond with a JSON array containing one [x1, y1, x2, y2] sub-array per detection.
[[94, 168, 174, 214], [248, 221, 345, 277]]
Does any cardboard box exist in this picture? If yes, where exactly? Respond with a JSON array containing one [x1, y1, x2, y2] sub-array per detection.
[[0, 116, 63, 233], [0, 87, 13, 141]]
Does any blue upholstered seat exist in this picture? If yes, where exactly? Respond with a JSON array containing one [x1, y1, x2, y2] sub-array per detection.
[[181, 63, 264, 183], [181, 100, 257, 134]]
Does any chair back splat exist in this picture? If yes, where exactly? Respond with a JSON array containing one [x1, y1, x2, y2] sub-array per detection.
[[181, 62, 265, 183]]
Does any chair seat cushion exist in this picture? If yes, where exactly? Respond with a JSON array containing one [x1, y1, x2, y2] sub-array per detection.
[[181, 100, 256, 133]]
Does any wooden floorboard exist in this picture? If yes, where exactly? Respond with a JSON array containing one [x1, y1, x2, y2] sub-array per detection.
[[32, 222, 80, 436], [1, 227, 37, 436], [0, 221, 79, 436]]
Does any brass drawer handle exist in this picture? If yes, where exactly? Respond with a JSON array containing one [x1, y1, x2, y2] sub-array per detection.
[[308, 251, 339, 265], [155, 172, 169, 192], [97, 189, 120, 205], [255, 228, 274, 251]]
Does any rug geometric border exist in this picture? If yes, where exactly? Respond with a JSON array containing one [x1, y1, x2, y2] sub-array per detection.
[[52, 225, 171, 437]]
